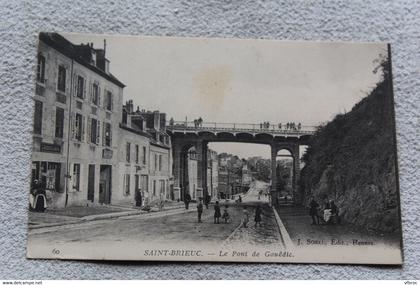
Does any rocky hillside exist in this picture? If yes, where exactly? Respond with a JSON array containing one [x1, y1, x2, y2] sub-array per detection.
[[300, 59, 401, 233]]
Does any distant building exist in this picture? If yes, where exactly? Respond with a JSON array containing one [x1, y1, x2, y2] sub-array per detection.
[[186, 147, 198, 200], [242, 164, 252, 186], [207, 149, 219, 199], [217, 166, 230, 199], [120, 100, 172, 206]]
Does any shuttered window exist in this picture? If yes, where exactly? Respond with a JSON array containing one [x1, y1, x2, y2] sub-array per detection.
[[57, 65, 66, 92], [55, 107, 64, 138], [33, 100, 43, 135], [37, 54, 46, 83]]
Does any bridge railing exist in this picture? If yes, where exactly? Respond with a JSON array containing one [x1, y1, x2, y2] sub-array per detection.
[[167, 121, 316, 135]]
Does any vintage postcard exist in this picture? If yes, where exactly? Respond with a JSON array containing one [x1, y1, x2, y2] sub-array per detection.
[[26, 32, 403, 264]]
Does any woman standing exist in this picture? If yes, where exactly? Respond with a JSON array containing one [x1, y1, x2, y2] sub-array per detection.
[[214, 201, 221, 224]]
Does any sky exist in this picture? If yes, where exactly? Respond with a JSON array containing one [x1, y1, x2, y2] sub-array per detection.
[[64, 33, 386, 159]]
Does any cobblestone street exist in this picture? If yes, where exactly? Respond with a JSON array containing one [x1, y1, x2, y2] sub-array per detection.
[[28, 181, 284, 253]]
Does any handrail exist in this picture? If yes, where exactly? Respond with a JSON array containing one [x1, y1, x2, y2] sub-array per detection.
[[166, 120, 316, 134]]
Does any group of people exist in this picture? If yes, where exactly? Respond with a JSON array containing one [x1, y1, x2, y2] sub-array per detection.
[[193, 117, 203, 128], [259, 122, 302, 130], [279, 122, 302, 130], [29, 179, 47, 212], [194, 196, 263, 228], [309, 196, 340, 225], [260, 121, 271, 129]]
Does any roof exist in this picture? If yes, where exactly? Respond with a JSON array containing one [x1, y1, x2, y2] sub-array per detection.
[[119, 123, 152, 139], [39, 32, 125, 88]]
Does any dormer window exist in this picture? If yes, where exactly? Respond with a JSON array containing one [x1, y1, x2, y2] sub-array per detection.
[[37, 54, 46, 83]]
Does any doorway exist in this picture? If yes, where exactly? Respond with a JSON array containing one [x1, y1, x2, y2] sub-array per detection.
[[87, 164, 95, 202], [99, 165, 112, 204]]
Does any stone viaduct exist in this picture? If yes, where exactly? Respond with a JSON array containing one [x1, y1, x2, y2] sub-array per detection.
[[166, 121, 314, 206]]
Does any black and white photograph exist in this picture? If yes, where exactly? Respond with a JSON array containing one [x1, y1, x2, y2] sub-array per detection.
[[26, 32, 403, 264]]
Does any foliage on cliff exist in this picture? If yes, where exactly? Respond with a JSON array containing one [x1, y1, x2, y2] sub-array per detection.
[[300, 57, 400, 233]]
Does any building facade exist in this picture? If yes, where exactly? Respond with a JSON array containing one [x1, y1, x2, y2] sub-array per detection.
[[121, 100, 172, 206], [32, 33, 125, 208], [207, 149, 219, 199], [31, 33, 173, 209]]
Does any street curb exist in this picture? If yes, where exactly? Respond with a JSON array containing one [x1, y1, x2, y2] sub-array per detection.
[[272, 206, 294, 249], [28, 205, 187, 230]]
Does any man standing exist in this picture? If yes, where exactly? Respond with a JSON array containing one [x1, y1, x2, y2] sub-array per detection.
[[204, 194, 211, 209], [184, 192, 191, 210], [197, 199, 203, 223], [309, 196, 319, 225]]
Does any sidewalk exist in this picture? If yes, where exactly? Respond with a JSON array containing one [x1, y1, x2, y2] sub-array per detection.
[[28, 201, 188, 229], [275, 206, 400, 247]]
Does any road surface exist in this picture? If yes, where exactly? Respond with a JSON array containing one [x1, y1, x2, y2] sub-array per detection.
[[27, 180, 284, 258]]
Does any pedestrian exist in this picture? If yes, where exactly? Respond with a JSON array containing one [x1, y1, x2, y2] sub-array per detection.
[[238, 195, 242, 203], [278, 123, 282, 129], [197, 199, 203, 223], [158, 194, 165, 211], [330, 200, 340, 224], [222, 205, 230, 223], [254, 205, 262, 227], [184, 192, 191, 210], [242, 206, 250, 228], [323, 199, 332, 224], [135, 188, 142, 207], [309, 196, 319, 225], [214, 201, 221, 224], [205, 194, 211, 209]]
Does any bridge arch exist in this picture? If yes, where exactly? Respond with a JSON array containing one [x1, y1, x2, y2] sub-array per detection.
[[169, 123, 312, 206], [255, 133, 274, 140], [216, 132, 236, 140], [235, 132, 254, 140]]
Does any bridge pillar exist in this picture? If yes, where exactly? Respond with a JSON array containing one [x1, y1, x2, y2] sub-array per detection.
[[172, 143, 182, 201], [195, 140, 208, 200], [292, 145, 301, 205], [270, 144, 278, 206]]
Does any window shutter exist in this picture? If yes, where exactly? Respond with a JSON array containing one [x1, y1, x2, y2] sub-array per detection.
[[81, 115, 85, 142], [83, 77, 87, 99], [88, 80, 92, 103], [98, 85, 101, 107], [109, 125, 112, 147], [65, 68, 68, 94], [87, 117, 91, 143], [96, 121, 100, 145], [72, 73, 77, 97], [110, 92, 113, 111], [70, 112, 75, 139], [103, 88, 107, 109], [102, 121, 105, 146]]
